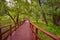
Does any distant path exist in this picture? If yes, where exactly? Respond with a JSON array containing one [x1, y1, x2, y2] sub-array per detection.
[[7, 20, 34, 40]]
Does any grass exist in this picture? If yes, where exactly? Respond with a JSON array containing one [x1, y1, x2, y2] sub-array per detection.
[[33, 21, 60, 40]]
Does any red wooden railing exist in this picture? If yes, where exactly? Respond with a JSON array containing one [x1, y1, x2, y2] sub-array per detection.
[[30, 22, 60, 40], [0, 20, 60, 40], [0, 20, 25, 40], [0, 24, 12, 40]]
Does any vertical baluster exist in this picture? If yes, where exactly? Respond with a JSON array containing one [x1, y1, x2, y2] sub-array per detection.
[[32, 24, 34, 30], [36, 28, 38, 40], [10, 25, 12, 40], [31, 24, 35, 40], [15, 23, 16, 31], [0, 28, 2, 40]]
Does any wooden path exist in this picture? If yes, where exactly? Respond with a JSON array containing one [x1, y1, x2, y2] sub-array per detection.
[[7, 20, 34, 40], [0, 20, 60, 40], [6, 20, 60, 40]]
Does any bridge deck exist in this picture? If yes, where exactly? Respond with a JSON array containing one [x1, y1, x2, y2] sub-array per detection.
[[7, 20, 34, 40]]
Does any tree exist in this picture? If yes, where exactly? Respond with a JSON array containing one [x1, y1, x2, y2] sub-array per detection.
[[38, 0, 48, 25]]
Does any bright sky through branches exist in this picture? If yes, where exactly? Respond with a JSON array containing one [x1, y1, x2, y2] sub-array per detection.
[[27, 0, 31, 4], [5, 0, 10, 2], [5, 0, 15, 8]]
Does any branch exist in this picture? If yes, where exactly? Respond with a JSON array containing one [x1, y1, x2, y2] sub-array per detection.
[[38, 0, 41, 6], [7, 12, 16, 23]]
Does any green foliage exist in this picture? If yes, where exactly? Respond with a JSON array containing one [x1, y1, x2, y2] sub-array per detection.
[[0, 0, 60, 40], [33, 21, 60, 40]]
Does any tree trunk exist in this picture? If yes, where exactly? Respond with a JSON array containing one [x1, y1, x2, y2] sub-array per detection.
[[7, 13, 16, 23], [57, 15, 60, 25], [36, 16, 38, 23], [38, 0, 48, 26], [42, 11, 48, 26], [16, 13, 19, 26], [52, 15, 56, 25], [52, 15, 58, 26]]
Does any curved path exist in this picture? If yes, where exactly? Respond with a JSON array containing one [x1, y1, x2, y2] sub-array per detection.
[[7, 20, 34, 40]]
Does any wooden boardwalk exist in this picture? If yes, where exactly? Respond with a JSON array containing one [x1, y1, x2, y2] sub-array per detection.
[[7, 20, 34, 40], [6, 20, 60, 40]]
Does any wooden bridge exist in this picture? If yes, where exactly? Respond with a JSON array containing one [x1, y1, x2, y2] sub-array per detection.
[[0, 20, 60, 40]]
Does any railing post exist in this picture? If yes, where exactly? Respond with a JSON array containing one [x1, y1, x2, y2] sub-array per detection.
[[36, 28, 38, 40], [15, 23, 17, 31], [10, 25, 12, 40], [0, 28, 2, 40], [31, 24, 36, 40]]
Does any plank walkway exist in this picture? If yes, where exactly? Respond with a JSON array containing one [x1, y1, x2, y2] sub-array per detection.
[[7, 20, 34, 40]]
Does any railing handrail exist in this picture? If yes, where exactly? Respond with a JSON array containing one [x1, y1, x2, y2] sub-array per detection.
[[1, 23, 12, 28], [30, 22, 60, 40]]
